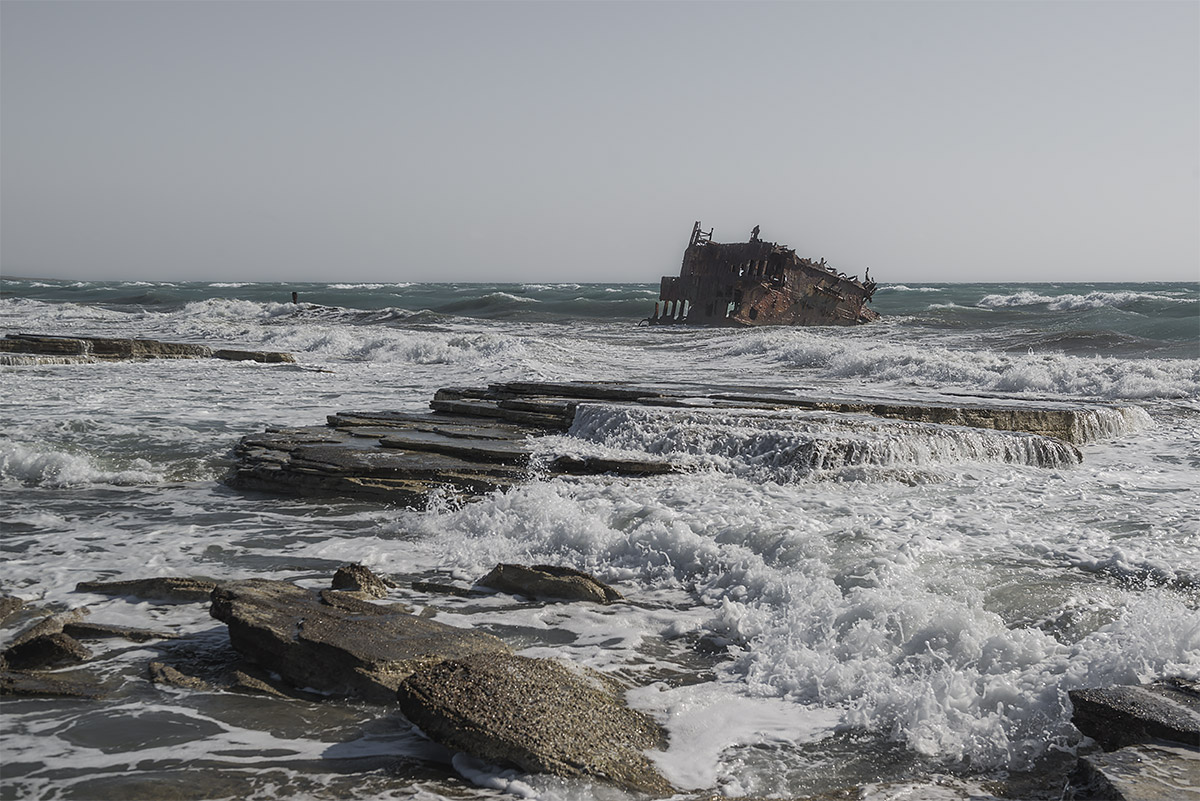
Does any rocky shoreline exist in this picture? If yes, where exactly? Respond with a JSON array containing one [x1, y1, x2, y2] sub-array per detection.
[[3, 565, 1195, 799], [0, 332, 294, 364], [228, 379, 1140, 507]]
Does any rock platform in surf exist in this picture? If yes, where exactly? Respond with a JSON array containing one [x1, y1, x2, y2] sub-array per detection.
[[229, 380, 1142, 506], [0, 333, 294, 364]]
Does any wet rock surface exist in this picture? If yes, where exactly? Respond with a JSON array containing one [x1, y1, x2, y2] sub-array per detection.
[[397, 652, 673, 796], [75, 576, 221, 603], [331, 564, 394, 599], [209, 579, 510, 703], [477, 563, 624, 604], [1, 669, 106, 699], [1070, 678, 1200, 750], [228, 380, 1135, 506], [1069, 677, 1200, 800], [0, 332, 294, 363]]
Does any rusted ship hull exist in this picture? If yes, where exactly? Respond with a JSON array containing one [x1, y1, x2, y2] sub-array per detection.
[[648, 222, 879, 327]]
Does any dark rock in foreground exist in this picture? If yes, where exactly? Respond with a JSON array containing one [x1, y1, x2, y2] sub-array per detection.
[[209, 579, 510, 703], [477, 563, 624, 604], [1069, 677, 1200, 800], [397, 652, 673, 796], [1, 669, 106, 699], [2, 608, 92, 670], [1070, 678, 1200, 750], [1073, 742, 1200, 801]]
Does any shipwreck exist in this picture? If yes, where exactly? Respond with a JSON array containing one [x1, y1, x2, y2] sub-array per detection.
[[648, 222, 880, 327]]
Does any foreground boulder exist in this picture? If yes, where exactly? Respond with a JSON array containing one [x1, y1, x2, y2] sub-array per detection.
[[397, 652, 672, 795], [1070, 678, 1200, 750], [477, 564, 624, 604], [209, 579, 509, 703], [1069, 678, 1200, 800]]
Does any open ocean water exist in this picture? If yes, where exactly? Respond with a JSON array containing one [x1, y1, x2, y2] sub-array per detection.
[[1, 278, 1197, 800]]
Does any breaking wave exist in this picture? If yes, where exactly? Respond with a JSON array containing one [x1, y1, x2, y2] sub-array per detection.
[[0, 441, 165, 488], [567, 405, 1083, 481], [977, 290, 1193, 311], [722, 330, 1200, 400]]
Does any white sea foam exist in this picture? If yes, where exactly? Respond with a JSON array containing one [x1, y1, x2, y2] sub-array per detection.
[[977, 290, 1189, 310], [883, 284, 942, 292], [722, 329, 1200, 399], [0, 441, 164, 487], [564, 404, 1083, 479], [2, 280, 1196, 799]]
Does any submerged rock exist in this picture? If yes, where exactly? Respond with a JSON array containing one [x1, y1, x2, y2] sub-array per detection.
[[0, 595, 24, 626], [0, 333, 294, 364], [209, 579, 509, 703], [477, 563, 624, 604], [75, 576, 220, 603], [397, 652, 673, 796], [64, 621, 176, 643], [0, 669, 106, 699]]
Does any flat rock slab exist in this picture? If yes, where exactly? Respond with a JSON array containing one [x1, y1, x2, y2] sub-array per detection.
[[1, 670, 106, 699], [75, 576, 220, 603], [1076, 742, 1200, 801], [1071, 679, 1200, 750], [229, 380, 1138, 507], [1, 333, 293, 363], [397, 652, 673, 795], [209, 579, 510, 703]]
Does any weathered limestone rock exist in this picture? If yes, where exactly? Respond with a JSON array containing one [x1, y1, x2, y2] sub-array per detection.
[[1, 669, 105, 699], [397, 652, 672, 796], [212, 348, 295, 363], [209, 579, 510, 703], [1070, 678, 1200, 750], [230, 380, 1138, 508], [1, 333, 294, 364], [4, 632, 91, 670], [75, 576, 220, 603], [411, 580, 488, 598], [331, 564, 393, 599], [0, 595, 24, 626], [1073, 742, 1200, 801], [477, 564, 624, 604], [2, 608, 92, 669], [149, 661, 215, 692], [64, 621, 176, 643]]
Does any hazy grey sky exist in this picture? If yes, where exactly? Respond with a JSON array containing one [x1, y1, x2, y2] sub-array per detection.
[[2, 1, 1197, 283]]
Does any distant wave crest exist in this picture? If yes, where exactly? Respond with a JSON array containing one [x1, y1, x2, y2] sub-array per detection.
[[977, 290, 1189, 310], [724, 330, 1199, 400]]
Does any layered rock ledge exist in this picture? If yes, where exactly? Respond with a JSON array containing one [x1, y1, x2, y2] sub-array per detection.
[[0, 333, 294, 364], [229, 380, 1142, 506]]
